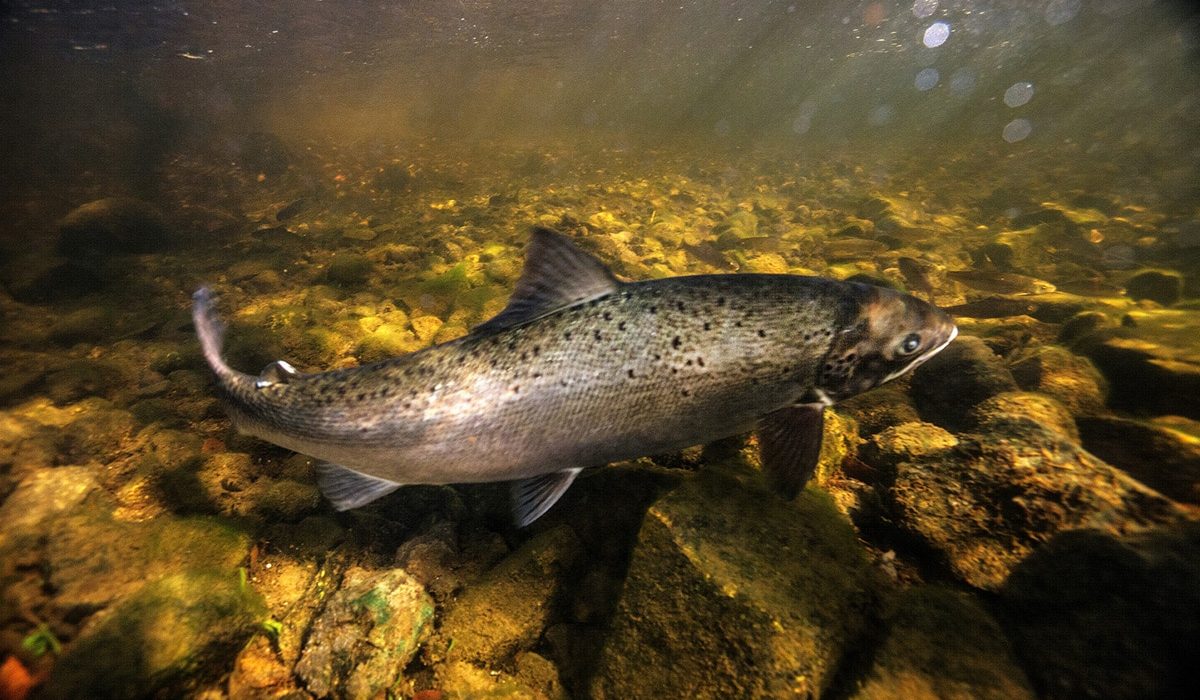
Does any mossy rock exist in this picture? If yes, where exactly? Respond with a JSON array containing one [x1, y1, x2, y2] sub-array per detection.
[[47, 508, 251, 611], [325, 252, 375, 287], [56, 197, 170, 257], [1009, 345, 1108, 416], [431, 526, 581, 666], [968, 391, 1079, 443], [43, 572, 266, 699], [294, 566, 434, 698], [590, 470, 879, 698]]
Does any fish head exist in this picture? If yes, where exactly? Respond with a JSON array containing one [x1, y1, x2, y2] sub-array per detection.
[[816, 286, 957, 401]]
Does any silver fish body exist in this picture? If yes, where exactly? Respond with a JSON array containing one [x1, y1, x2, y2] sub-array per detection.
[[195, 228, 956, 524]]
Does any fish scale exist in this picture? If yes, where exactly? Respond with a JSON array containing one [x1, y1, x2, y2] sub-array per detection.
[[195, 227, 956, 524]]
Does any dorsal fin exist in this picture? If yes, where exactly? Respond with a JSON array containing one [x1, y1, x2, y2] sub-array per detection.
[[472, 227, 621, 335]]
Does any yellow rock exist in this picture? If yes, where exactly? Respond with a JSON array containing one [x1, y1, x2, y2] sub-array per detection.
[[410, 315, 445, 342]]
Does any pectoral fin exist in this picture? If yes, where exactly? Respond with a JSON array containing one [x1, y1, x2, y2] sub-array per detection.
[[316, 463, 403, 511], [512, 468, 582, 527], [757, 404, 826, 499]]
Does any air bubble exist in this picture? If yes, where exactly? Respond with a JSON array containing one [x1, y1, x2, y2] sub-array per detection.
[[1004, 81, 1035, 107], [915, 68, 939, 91], [923, 21, 950, 48], [1002, 118, 1033, 143]]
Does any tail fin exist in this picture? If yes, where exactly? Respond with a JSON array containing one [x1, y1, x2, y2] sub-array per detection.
[[192, 287, 237, 382]]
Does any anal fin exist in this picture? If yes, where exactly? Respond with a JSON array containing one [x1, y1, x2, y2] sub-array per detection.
[[316, 463, 403, 511], [757, 404, 826, 500], [512, 468, 582, 527]]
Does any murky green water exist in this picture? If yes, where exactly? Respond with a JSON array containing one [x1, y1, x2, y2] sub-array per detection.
[[1, 2, 1199, 699]]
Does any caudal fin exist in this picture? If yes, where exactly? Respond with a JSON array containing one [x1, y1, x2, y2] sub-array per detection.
[[192, 287, 236, 381]]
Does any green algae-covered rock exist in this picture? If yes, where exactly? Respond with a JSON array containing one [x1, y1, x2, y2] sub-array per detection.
[[431, 525, 580, 666], [47, 508, 250, 612], [850, 586, 1034, 700], [590, 470, 878, 699], [891, 423, 1184, 591], [325, 252, 375, 287], [294, 565, 434, 699], [0, 466, 97, 550], [43, 571, 265, 699]]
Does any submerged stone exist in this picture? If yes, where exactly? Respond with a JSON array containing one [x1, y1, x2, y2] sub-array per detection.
[[1078, 414, 1200, 505], [43, 572, 265, 700], [57, 197, 170, 257], [590, 470, 878, 699], [294, 566, 434, 698], [891, 422, 1184, 590], [999, 524, 1200, 700], [968, 391, 1079, 443], [909, 336, 1019, 431], [47, 508, 250, 613], [850, 586, 1034, 700], [1125, 268, 1183, 306], [431, 525, 580, 666], [1008, 345, 1108, 416]]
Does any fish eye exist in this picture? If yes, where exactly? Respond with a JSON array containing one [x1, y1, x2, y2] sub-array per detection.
[[898, 333, 922, 355]]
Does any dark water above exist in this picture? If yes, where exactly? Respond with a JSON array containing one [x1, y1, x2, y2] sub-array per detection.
[[1, 2, 1199, 699]]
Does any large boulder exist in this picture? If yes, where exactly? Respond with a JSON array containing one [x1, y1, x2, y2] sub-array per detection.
[[57, 197, 170, 257], [42, 572, 265, 699], [590, 469, 879, 698], [429, 525, 580, 666], [1008, 345, 1108, 416], [890, 421, 1185, 590], [1078, 414, 1200, 505], [909, 336, 1019, 431], [849, 586, 1034, 700], [1076, 310, 1200, 419], [999, 524, 1200, 700]]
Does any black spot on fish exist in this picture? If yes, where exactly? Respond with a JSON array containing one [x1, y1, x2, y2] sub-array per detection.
[[520, 352, 528, 361], [685, 359, 693, 366], [512, 385, 520, 394], [703, 322, 711, 331], [508, 341, 517, 351], [533, 346, 541, 356], [676, 301, 685, 312], [697, 357, 705, 367], [649, 305, 657, 314], [593, 329, 603, 342], [758, 329, 767, 338], [681, 389, 691, 397], [717, 296, 726, 306], [618, 321, 626, 331], [564, 331, 573, 340], [533, 372, 542, 379], [672, 336, 682, 349], [603, 311, 612, 321], [627, 369, 635, 378], [653, 353, 661, 361]]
